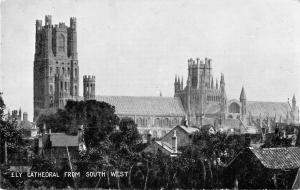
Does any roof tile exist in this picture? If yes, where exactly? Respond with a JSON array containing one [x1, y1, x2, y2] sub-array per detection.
[[95, 96, 185, 116], [250, 147, 300, 169]]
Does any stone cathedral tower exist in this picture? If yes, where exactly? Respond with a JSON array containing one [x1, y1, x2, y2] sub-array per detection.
[[34, 15, 79, 120]]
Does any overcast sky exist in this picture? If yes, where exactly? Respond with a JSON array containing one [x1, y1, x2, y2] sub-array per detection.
[[1, 0, 300, 121]]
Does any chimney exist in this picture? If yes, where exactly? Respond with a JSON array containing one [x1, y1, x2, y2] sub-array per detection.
[[172, 130, 178, 153], [23, 112, 28, 121], [147, 132, 152, 144], [244, 133, 251, 147], [78, 125, 84, 142], [42, 123, 46, 135]]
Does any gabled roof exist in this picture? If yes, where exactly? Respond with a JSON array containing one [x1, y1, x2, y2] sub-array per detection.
[[94, 96, 185, 116], [155, 141, 179, 154], [246, 101, 291, 118], [250, 147, 300, 169]]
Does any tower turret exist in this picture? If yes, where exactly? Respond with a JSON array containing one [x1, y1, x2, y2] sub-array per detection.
[[220, 73, 225, 92], [174, 75, 180, 94], [45, 15, 52, 26], [292, 94, 296, 111], [68, 17, 78, 59], [181, 76, 183, 90], [240, 86, 247, 117], [83, 75, 96, 101]]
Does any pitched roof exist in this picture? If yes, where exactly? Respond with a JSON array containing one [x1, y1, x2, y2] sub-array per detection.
[[18, 120, 34, 130], [155, 141, 177, 153], [95, 95, 185, 116], [39, 133, 79, 148], [246, 101, 291, 118], [177, 125, 199, 134], [250, 147, 300, 169]]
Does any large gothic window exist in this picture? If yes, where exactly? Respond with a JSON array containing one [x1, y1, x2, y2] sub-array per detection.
[[58, 34, 65, 52], [154, 118, 160, 126], [229, 102, 240, 113]]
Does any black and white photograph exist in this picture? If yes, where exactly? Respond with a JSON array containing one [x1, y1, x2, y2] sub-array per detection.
[[1, 0, 300, 189]]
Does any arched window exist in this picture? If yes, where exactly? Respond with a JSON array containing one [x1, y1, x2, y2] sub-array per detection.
[[229, 102, 240, 113], [49, 85, 53, 94], [159, 119, 163, 127], [75, 85, 77, 96], [58, 34, 65, 52], [56, 67, 60, 75], [75, 68, 77, 77], [62, 67, 65, 75], [172, 118, 178, 126], [154, 118, 159, 126], [137, 118, 142, 127], [65, 82, 67, 90], [60, 81, 63, 90], [163, 118, 169, 127]]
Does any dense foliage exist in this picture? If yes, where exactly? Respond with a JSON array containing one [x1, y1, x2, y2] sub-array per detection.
[[2, 97, 297, 189]]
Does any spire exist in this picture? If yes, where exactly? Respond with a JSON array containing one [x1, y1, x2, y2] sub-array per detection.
[[220, 73, 224, 84], [240, 86, 246, 101], [211, 77, 214, 88], [292, 94, 296, 111], [181, 76, 183, 90], [293, 94, 296, 103]]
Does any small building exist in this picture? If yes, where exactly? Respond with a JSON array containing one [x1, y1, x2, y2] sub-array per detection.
[[225, 147, 300, 189], [38, 132, 80, 165], [161, 125, 199, 147], [143, 125, 199, 156], [17, 112, 38, 138]]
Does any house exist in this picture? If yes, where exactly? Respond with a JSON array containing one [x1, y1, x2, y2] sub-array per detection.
[[224, 147, 300, 189], [38, 131, 81, 165], [143, 125, 199, 156]]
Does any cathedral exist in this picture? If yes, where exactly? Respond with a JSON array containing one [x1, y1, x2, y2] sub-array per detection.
[[33, 16, 299, 138]]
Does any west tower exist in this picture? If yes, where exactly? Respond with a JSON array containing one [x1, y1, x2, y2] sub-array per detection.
[[34, 15, 79, 121]]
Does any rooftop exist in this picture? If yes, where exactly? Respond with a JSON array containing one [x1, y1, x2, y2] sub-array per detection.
[[95, 95, 185, 116], [250, 147, 300, 169]]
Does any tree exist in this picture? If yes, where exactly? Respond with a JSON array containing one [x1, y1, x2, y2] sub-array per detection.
[[0, 93, 25, 164], [0, 93, 28, 189]]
